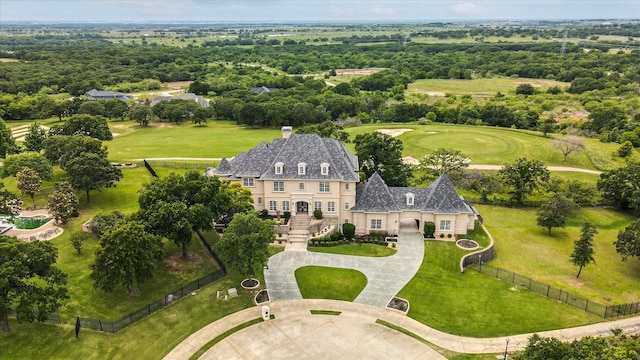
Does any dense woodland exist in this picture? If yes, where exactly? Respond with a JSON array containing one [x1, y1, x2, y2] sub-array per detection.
[[1, 22, 639, 151]]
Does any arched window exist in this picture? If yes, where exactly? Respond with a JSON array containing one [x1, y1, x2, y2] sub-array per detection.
[[275, 162, 284, 175], [297, 162, 306, 175], [320, 162, 329, 176], [406, 193, 415, 206]]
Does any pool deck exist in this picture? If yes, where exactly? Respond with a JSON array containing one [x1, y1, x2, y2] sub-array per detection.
[[4, 209, 64, 241]]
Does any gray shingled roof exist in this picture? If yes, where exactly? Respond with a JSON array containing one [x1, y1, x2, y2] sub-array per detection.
[[353, 173, 474, 214], [85, 89, 131, 100], [209, 134, 359, 182], [150, 93, 210, 108]]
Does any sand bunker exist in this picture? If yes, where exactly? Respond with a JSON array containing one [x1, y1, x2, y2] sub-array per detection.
[[375, 128, 413, 138]]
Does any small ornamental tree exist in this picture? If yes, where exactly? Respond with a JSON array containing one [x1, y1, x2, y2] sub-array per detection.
[[216, 212, 274, 281], [89, 221, 165, 293], [70, 231, 91, 254], [423, 221, 436, 238], [0, 183, 22, 218], [342, 223, 356, 240], [16, 167, 41, 209], [570, 222, 597, 278], [1, 236, 68, 333], [314, 209, 323, 219], [89, 211, 126, 239], [47, 181, 79, 224]]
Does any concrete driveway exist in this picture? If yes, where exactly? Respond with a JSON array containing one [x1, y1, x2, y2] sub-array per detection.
[[264, 220, 424, 308]]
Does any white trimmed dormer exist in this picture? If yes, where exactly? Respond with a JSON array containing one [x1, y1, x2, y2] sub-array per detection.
[[298, 162, 307, 175], [406, 192, 415, 206], [320, 162, 329, 176], [275, 162, 284, 175]]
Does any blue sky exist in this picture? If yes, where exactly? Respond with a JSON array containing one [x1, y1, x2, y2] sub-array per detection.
[[1, 1, 639, 23]]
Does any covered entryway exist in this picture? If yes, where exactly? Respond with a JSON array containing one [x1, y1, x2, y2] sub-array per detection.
[[296, 201, 309, 214], [399, 218, 419, 232]]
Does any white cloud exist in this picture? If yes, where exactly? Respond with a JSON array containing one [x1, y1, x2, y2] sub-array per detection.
[[449, 1, 488, 17]]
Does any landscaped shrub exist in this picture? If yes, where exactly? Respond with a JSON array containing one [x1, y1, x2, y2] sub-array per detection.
[[283, 211, 291, 223], [439, 233, 445, 238], [424, 221, 436, 238], [447, 233, 453, 239], [313, 209, 323, 219], [342, 223, 355, 240], [260, 209, 269, 218], [331, 232, 341, 241]]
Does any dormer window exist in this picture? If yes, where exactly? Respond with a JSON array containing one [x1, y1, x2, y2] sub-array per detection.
[[406, 193, 415, 206], [320, 162, 329, 176], [275, 162, 284, 175], [298, 162, 306, 175]]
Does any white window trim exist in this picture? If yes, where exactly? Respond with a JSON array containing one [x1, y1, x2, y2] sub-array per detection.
[[299, 182, 305, 190], [439, 220, 451, 230], [275, 162, 284, 175], [371, 219, 382, 229], [328, 201, 335, 212], [320, 163, 329, 176], [406, 193, 415, 206], [297, 162, 306, 175], [344, 202, 349, 210], [319, 182, 330, 193], [243, 178, 254, 187], [282, 201, 290, 211], [269, 201, 277, 211], [273, 181, 284, 192], [314, 201, 322, 210]]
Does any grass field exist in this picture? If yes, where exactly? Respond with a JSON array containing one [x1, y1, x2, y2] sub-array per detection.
[[307, 243, 396, 257], [398, 240, 602, 337], [406, 77, 569, 96], [295, 266, 367, 301], [479, 205, 639, 304]]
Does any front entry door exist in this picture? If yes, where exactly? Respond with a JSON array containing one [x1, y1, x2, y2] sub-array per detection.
[[296, 201, 308, 213]]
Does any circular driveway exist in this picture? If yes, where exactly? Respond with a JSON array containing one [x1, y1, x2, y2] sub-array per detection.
[[199, 313, 445, 360]]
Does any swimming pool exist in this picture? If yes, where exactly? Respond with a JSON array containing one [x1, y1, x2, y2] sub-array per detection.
[[0, 215, 53, 230]]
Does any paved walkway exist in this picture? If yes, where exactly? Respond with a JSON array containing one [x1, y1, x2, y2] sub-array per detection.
[[264, 221, 424, 308], [163, 299, 640, 360]]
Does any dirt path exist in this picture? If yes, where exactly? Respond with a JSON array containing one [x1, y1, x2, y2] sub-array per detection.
[[468, 164, 602, 174], [135, 157, 223, 161]]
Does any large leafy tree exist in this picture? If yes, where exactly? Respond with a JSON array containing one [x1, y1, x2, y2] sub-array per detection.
[[419, 148, 469, 181], [536, 193, 577, 235], [570, 222, 597, 278], [128, 104, 153, 127], [0, 118, 19, 159], [88, 211, 126, 239], [597, 162, 640, 211], [614, 218, 640, 261], [43, 135, 105, 168], [16, 167, 41, 209], [137, 171, 232, 259], [0, 236, 68, 333], [23, 122, 47, 152], [65, 151, 122, 203], [354, 131, 412, 187], [49, 114, 112, 141], [219, 182, 254, 225], [296, 120, 350, 143], [46, 181, 78, 224], [1, 152, 53, 180], [215, 212, 274, 280], [499, 158, 550, 205], [89, 221, 164, 293]]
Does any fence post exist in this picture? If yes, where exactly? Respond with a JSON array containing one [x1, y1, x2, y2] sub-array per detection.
[[585, 299, 588, 311], [528, 278, 532, 290], [546, 285, 550, 297], [512, 272, 515, 283], [99, 319, 103, 332], [148, 304, 151, 315], [496, 267, 499, 278], [558, 289, 562, 301], [198, 278, 200, 289]]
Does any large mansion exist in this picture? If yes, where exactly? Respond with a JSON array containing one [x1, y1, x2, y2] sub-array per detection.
[[206, 127, 478, 236]]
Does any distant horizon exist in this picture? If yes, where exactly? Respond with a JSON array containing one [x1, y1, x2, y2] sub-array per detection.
[[1, 1, 639, 23]]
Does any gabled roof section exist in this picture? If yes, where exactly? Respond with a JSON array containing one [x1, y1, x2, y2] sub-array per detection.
[[250, 86, 278, 94], [85, 89, 131, 101], [354, 173, 474, 214], [208, 133, 359, 182], [352, 172, 399, 212], [209, 157, 232, 176]]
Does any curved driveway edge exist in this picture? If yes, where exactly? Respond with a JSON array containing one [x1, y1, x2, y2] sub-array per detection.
[[263, 224, 424, 308], [163, 299, 640, 360]]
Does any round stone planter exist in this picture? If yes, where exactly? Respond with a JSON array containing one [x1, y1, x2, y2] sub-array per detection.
[[386, 296, 410, 314], [254, 289, 270, 305], [241, 278, 260, 290], [456, 239, 479, 250]]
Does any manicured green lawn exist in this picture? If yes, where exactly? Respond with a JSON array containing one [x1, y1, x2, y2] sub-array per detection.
[[106, 120, 280, 161], [479, 205, 640, 304], [295, 266, 367, 301], [344, 123, 629, 171], [0, 273, 256, 360], [398, 241, 602, 337], [308, 243, 396, 257]]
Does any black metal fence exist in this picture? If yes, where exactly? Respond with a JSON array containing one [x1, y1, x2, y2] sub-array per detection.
[[79, 269, 225, 333], [467, 263, 639, 319], [7, 309, 61, 325]]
